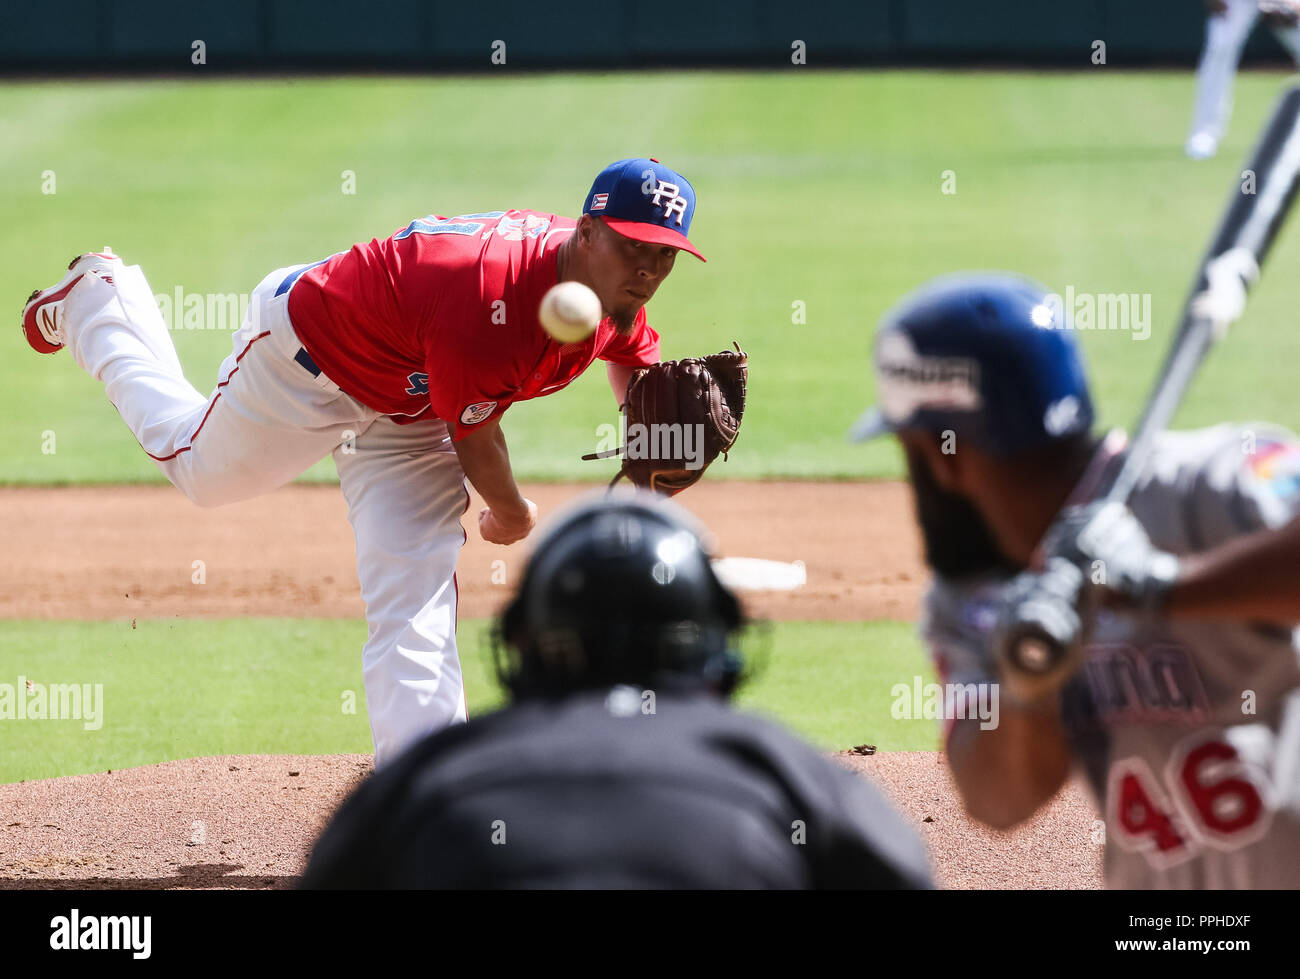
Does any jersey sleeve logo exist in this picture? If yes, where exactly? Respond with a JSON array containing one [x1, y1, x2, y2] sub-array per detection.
[[460, 401, 498, 425], [1248, 440, 1300, 501]]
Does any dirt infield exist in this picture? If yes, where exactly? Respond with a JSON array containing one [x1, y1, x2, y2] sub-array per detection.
[[0, 481, 923, 622], [0, 482, 1102, 889]]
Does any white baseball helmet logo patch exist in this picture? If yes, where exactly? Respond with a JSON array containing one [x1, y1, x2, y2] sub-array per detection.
[[874, 331, 981, 422], [1043, 395, 1083, 437], [460, 401, 498, 425]]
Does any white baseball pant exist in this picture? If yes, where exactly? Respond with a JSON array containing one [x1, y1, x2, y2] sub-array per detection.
[[61, 261, 470, 766], [1190, 0, 1300, 146]]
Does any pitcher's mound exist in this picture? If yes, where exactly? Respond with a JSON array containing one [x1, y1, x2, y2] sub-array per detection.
[[1, 751, 1101, 889], [0, 754, 371, 889]]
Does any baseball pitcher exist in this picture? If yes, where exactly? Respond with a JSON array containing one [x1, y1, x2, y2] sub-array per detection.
[[20, 158, 743, 766], [851, 273, 1300, 887]]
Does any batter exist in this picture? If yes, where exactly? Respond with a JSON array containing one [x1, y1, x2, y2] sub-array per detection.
[[851, 273, 1300, 887]]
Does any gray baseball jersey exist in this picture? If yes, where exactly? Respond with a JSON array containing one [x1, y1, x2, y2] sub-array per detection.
[[923, 423, 1300, 888]]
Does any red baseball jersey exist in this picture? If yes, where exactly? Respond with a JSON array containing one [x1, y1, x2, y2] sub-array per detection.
[[286, 209, 661, 440]]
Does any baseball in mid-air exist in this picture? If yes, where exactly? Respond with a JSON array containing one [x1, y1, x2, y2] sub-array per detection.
[[539, 281, 603, 343]]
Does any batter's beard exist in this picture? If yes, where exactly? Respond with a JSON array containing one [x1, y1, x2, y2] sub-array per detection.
[[903, 445, 1020, 580]]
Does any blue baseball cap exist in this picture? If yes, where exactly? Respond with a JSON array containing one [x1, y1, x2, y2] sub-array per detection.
[[582, 158, 705, 261], [848, 273, 1094, 456]]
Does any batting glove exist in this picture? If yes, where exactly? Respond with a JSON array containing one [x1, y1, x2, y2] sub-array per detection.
[[993, 556, 1088, 707], [1041, 501, 1181, 615]]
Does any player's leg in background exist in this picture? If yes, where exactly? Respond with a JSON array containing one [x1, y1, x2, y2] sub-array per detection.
[[1187, 0, 1261, 158], [61, 260, 375, 505], [333, 417, 470, 766], [1265, 12, 1300, 66]]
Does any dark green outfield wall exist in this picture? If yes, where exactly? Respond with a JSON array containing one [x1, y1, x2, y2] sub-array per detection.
[[0, 0, 1295, 70]]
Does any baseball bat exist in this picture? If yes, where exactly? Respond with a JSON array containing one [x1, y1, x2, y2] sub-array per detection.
[[1106, 84, 1300, 504], [1004, 84, 1300, 682]]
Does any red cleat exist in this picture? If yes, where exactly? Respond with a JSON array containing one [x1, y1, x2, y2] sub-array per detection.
[[22, 248, 122, 353]]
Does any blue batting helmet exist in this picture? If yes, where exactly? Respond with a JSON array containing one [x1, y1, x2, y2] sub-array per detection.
[[849, 273, 1095, 456]]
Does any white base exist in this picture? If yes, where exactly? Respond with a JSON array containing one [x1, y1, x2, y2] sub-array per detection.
[[711, 557, 807, 591]]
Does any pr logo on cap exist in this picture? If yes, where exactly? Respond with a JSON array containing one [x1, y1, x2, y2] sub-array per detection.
[[649, 179, 688, 225]]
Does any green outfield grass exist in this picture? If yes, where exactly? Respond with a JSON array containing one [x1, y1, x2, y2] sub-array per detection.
[[4, 71, 1300, 484], [0, 617, 937, 783]]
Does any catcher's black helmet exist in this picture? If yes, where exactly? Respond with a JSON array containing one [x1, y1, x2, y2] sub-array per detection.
[[494, 492, 745, 698]]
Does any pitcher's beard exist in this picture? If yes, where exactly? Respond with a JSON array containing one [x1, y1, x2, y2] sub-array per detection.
[[610, 306, 639, 334]]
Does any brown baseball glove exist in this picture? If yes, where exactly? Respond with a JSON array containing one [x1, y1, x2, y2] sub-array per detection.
[[583, 343, 747, 496]]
